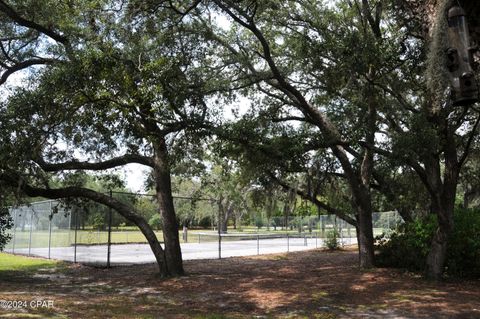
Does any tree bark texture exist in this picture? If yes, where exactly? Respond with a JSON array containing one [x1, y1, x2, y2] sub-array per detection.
[[153, 139, 184, 276], [423, 116, 459, 280], [353, 188, 375, 268]]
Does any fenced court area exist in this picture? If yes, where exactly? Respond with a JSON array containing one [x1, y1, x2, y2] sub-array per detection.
[[3, 199, 403, 265]]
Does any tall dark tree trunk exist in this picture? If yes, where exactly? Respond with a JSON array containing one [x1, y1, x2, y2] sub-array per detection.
[[217, 197, 229, 233], [340, 77, 377, 269], [356, 202, 375, 268], [358, 69, 377, 268], [355, 189, 375, 268], [411, 137, 463, 280], [425, 187, 456, 280], [332, 145, 375, 268], [221, 207, 230, 233], [424, 120, 459, 280], [425, 207, 453, 280], [153, 139, 184, 276]]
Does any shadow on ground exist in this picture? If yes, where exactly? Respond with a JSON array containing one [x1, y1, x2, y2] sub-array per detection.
[[0, 248, 479, 318]]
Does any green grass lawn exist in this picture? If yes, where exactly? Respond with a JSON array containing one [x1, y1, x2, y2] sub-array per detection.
[[7, 229, 217, 249], [0, 252, 60, 273], [6, 230, 167, 249]]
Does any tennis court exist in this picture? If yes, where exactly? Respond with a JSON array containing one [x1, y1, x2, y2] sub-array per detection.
[[4, 199, 400, 265], [7, 234, 357, 265]]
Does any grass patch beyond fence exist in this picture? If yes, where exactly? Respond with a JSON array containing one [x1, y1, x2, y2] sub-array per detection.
[[0, 252, 60, 273]]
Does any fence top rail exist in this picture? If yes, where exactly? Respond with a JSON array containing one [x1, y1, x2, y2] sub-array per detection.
[[7, 199, 63, 210], [195, 232, 325, 238]]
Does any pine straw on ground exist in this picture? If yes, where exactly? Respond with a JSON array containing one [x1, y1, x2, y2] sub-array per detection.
[[1, 247, 479, 318]]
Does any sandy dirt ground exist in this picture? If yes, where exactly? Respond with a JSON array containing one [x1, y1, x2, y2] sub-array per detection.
[[1, 247, 479, 318]]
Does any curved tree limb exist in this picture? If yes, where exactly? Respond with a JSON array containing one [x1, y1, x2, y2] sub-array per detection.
[[0, 0, 69, 45], [0, 58, 56, 85], [0, 0, 74, 85], [35, 154, 155, 172], [0, 171, 169, 276], [267, 172, 357, 227]]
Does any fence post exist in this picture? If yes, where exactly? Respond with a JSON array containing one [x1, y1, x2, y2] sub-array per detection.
[[198, 233, 201, 244], [12, 209, 17, 253], [321, 216, 325, 238], [107, 190, 113, 268], [287, 233, 289, 253], [257, 234, 260, 255], [68, 208, 71, 245], [183, 225, 188, 243], [74, 210, 78, 263], [304, 233, 307, 246], [218, 232, 222, 259], [218, 211, 222, 259], [315, 231, 318, 248], [28, 208, 33, 256], [48, 201, 53, 259], [340, 220, 344, 247]]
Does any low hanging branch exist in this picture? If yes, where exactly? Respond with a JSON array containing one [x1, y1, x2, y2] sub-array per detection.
[[0, 171, 170, 276], [35, 154, 155, 172], [267, 172, 357, 227]]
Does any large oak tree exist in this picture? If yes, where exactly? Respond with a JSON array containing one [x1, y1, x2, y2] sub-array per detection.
[[0, 0, 219, 277]]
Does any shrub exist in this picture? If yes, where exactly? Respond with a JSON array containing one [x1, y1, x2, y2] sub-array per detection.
[[376, 207, 480, 278], [254, 216, 264, 229], [197, 216, 212, 229], [375, 215, 436, 271], [325, 229, 339, 250], [445, 208, 480, 278], [148, 214, 163, 230], [0, 207, 13, 251]]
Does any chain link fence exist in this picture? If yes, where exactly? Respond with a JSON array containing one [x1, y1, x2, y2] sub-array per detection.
[[3, 198, 403, 265]]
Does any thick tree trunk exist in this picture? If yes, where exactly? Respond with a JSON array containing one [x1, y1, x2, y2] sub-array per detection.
[[217, 199, 229, 233], [332, 145, 375, 268], [425, 205, 454, 280], [359, 70, 377, 268], [425, 225, 450, 279], [283, 199, 293, 230], [153, 139, 184, 276], [222, 205, 232, 233], [355, 194, 375, 268], [221, 212, 229, 233], [425, 169, 457, 279], [424, 129, 458, 280], [136, 218, 169, 276], [357, 216, 375, 267]]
